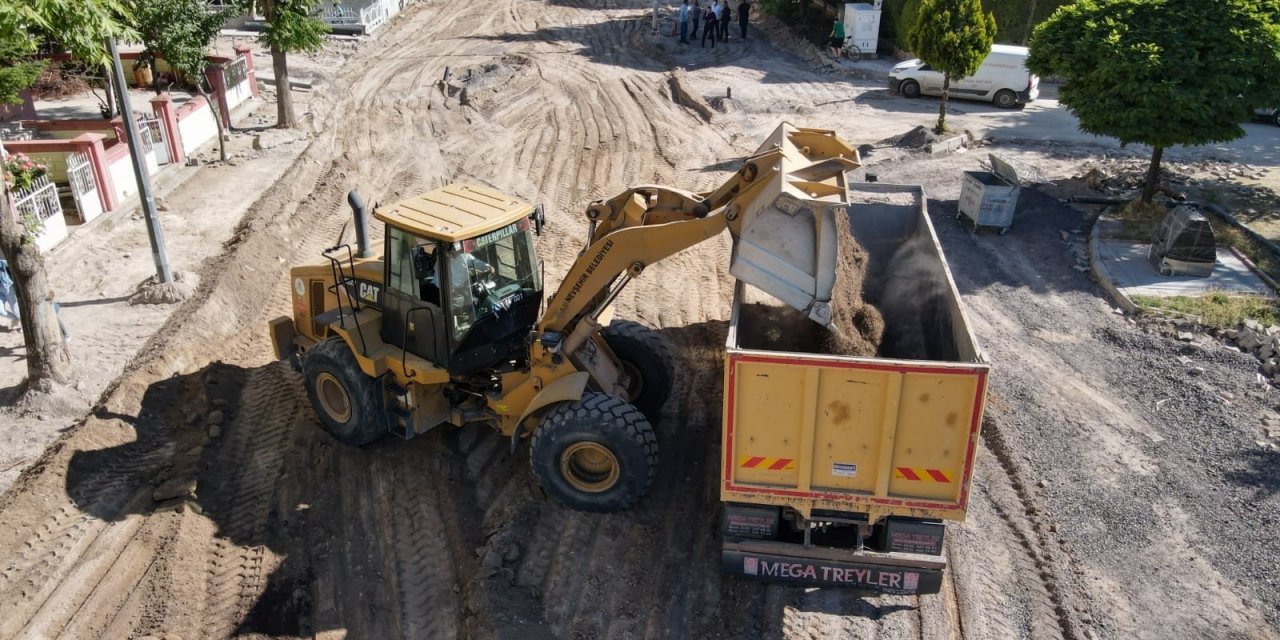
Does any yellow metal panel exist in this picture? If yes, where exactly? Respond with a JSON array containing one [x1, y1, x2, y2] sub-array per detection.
[[887, 372, 979, 502], [874, 373, 904, 496], [795, 368, 820, 492], [373, 183, 533, 242], [732, 361, 804, 486], [809, 367, 894, 494]]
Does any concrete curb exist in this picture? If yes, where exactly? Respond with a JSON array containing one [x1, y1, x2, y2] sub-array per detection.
[[1087, 212, 1141, 315]]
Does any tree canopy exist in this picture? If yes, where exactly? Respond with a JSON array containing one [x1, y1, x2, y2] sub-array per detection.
[[1028, 0, 1280, 201], [0, 0, 135, 104], [908, 0, 996, 132], [257, 0, 327, 56], [131, 0, 227, 80]]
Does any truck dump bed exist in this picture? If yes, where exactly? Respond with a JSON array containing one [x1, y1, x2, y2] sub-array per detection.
[[720, 183, 988, 594]]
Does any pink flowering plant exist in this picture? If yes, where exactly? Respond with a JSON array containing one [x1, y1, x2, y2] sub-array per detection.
[[3, 153, 49, 192]]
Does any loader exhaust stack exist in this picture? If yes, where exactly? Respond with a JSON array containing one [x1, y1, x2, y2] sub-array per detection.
[[348, 189, 373, 259]]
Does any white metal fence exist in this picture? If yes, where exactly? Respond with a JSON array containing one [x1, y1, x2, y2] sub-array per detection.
[[360, 0, 399, 32], [136, 114, 171, 166], [13, 176, 60, 226], [224, 54, 248, 90], [67, 151, 103, 223], [320, 4, 361, 26], [316, 0, 412, 33], [13, 174, 68, 251]]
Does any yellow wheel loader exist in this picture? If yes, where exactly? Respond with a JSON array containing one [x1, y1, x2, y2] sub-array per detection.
[[269, 123, 859, 512]]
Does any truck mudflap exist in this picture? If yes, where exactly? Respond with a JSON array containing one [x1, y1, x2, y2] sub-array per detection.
[[722, 540, 945, 595]]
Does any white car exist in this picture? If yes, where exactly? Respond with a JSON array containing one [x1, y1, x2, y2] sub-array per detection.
[[889, 44, 1039, 109]]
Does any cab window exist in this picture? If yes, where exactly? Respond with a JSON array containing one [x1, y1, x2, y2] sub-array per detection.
[[445, 219, 540, 342], [387, 226, 440, 305]]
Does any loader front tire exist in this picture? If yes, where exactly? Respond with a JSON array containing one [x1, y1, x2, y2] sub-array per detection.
[[530, 392, 658, 512], [302, 337, 385, 446], [601, 320, 673, 422]]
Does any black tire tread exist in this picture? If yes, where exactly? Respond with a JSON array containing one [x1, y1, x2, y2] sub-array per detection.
[[530, 392, 658, 512], [901, 79, 921, 99], [301, 337, 385, 446], [601, 320, 674, 421]]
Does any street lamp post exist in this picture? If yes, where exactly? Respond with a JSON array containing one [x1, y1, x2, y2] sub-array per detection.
[[107, 38, 172, 284]]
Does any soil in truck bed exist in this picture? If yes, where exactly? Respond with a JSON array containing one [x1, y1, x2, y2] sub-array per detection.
[[739, 213, 884, 357]]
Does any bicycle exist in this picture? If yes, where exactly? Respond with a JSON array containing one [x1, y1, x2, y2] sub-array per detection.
[[841, 37, 862, 61]]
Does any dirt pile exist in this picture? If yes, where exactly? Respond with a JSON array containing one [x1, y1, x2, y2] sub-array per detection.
[[739, 215, 882, 357], [29, 62, 91, 100], [129, 271, 198, 306], [881, 125, 943, 151], [823, 212, 883, 356]]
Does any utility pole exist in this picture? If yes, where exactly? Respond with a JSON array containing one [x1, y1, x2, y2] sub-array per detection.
[[107, 38, 173, 284]]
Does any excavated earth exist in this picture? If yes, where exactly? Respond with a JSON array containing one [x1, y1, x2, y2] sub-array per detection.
[[1, 2, 1277, 639]]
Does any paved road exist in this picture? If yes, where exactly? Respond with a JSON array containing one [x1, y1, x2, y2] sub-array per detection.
[[840, 62, 1280, 167]]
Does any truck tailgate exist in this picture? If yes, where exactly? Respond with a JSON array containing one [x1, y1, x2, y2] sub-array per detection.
[[723, 344, 987, 521]]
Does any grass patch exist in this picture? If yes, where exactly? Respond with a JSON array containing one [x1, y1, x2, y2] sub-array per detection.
[[1113, 199, 1166, 241], [1131, 291, 1280, 328], [1106, 199, 1280, 285], [1214, 225, 1280, 286]]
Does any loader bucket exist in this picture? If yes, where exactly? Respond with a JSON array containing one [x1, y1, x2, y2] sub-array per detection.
[[728, 123, 861, 327]]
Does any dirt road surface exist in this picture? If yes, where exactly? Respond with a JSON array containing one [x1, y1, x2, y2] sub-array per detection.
[[1, 2, 1277, 638]]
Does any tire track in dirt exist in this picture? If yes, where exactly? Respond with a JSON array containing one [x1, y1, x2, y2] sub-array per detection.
[[384, 474, 462, 639], [962, 413, 1078, 640], [198, 365, 301, 637]]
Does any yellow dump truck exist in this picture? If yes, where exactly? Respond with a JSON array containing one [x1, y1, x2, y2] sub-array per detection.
[[720, 183, 989, 596]]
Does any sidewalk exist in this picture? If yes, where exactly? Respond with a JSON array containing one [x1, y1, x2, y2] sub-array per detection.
[[0, 96, 310, 491], [1088, 214, 1272, 313]]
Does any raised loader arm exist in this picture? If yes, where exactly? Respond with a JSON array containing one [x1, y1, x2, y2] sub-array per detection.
[[537, 123, 862, 340]]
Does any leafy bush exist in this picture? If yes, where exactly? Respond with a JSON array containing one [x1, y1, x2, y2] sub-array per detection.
[[3, 153, 49, 192]]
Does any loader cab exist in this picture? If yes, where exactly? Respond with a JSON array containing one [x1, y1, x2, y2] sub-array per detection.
[[375, 184, 545, 376]]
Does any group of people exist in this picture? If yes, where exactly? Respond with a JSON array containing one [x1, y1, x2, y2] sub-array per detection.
[[677, 0, 751, 48]]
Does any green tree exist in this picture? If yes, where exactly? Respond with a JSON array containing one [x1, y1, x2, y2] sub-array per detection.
[[131, 0, 230, 159], [253, 0, 327, 128], [1029, 0, 1280, 203], [0, 0, 133, 392], [908, 0, 996, 133]]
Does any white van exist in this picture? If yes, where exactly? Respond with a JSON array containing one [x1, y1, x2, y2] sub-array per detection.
[[888, 44, 1039, 109]]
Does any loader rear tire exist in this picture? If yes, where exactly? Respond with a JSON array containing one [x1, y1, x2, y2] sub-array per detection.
[[302, 337, 385, 446], [601, 320, 673, 422], [530, 392, 658, 512]]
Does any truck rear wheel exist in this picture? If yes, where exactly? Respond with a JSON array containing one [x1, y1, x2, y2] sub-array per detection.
[[601, 320, 673, 422], [530, 392, 658, 512], [301, 337, 386, 446]]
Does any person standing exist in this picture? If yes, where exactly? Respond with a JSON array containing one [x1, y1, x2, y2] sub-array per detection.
[[738, 0, 750, 39], [829, 17, 845, 58], [701, 4, 717, 47], [691, 0, 701, 40], [721, 3, 731, 41], [0, 258, 17, 330], [678, 0, 690, 43]]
